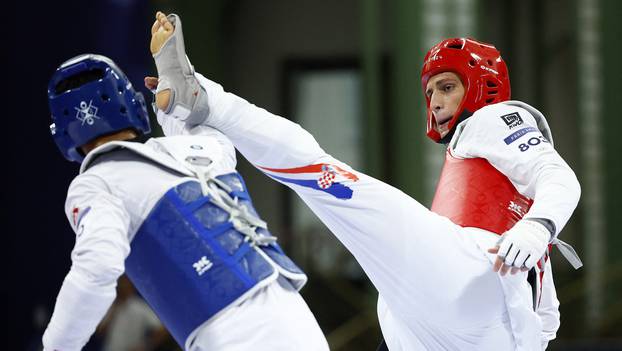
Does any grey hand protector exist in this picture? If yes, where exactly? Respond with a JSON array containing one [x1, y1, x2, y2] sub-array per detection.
[[153, 13, 209, 126]]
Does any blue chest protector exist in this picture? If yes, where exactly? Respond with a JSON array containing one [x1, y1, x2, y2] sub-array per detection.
[[125, 172, 306, 346]]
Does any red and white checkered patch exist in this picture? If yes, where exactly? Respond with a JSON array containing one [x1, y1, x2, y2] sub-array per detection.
[[317, 171, 336, 189]]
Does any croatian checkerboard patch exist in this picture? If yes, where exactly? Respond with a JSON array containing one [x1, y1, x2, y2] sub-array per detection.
[[259, 163, 359, 199]]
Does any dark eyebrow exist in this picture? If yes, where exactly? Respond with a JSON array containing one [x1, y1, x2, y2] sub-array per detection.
[[426, 77, 458, 95], [434, 78, 458, 88]]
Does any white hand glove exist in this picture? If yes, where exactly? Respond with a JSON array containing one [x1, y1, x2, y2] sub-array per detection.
[[496, 219, 550, 272]]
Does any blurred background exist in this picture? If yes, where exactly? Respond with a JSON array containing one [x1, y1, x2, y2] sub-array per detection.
[[6, 0, 621, 350]]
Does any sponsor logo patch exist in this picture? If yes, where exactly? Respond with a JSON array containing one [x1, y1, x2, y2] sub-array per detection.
[[503, 126, 538, 145], [508, 201, 526, 217], [518, 135, 549, 152], [193, 256, 214, 276], [500, 112, 523, 129]]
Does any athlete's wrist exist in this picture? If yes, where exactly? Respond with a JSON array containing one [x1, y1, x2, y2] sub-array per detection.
[[524, 217, 555, 241]]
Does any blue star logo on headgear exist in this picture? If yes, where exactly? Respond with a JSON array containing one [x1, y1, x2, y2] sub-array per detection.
[[74, 100, 101, 126]]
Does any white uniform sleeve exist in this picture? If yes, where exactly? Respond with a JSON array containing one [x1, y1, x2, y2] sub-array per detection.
[[42, 173, 131, 351], [451, 104, 581, 237]]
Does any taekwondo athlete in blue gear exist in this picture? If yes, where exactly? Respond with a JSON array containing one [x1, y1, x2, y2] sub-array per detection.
[[43, 54, 328, 351]]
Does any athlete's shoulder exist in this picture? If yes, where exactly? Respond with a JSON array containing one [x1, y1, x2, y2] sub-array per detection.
[[466, 101, 553, 141], [470, 101, 535, 129], [451, 100, 553, 152], [68, 171, 110, 197], [64, 172, 109, 220]]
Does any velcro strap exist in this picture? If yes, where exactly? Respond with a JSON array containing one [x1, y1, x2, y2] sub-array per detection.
[[551, 238, 583, 269]]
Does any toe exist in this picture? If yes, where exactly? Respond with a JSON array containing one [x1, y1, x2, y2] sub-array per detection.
[[151, 18, 160, 35]]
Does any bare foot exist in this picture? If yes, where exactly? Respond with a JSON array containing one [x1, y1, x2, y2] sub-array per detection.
[[150, 11, 175, 54], [150, 11, 174, 110]]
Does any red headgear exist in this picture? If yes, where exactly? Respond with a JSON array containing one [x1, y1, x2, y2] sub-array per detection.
[[421, 38, 511, 143]]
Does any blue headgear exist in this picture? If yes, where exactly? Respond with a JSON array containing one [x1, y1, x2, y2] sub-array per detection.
[[48, 54, 151, 162]]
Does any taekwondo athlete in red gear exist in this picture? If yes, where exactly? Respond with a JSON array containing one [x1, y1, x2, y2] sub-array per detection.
[[420, 38, 583, 350], [150, 10, 582, 349], [41, 54, 328, 351]]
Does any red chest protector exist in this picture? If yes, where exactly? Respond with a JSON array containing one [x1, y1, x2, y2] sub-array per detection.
[[431, 151, 534, 235]]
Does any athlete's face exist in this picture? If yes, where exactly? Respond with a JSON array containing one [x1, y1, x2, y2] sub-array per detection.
[[425, 72, 465, 138]]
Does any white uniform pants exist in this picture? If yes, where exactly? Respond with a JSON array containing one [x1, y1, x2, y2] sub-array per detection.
[[188, 276, 329, 351]]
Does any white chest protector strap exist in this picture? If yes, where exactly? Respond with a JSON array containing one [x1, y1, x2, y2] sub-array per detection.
[[154, 137, 273, 246], [83, 137, 272, 247], [81, 142, 190, 176]]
